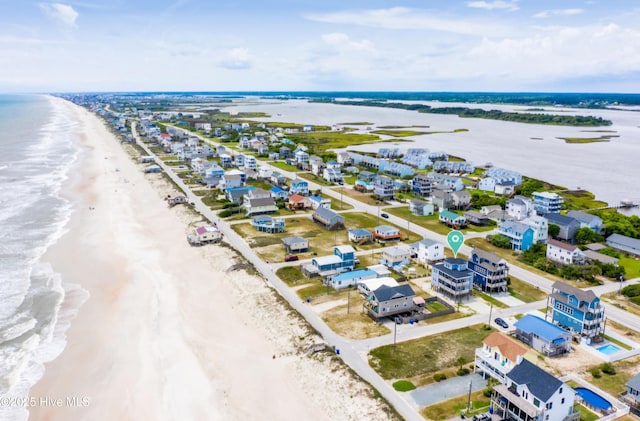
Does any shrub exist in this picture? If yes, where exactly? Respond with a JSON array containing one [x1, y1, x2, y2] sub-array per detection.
[[590, 367, 601, 378], [433, 373, 447, 382], [457, 368, 470, 376], [622, 284, 640, 298], [392, 380, 416, 392], [601, 363, 616, 375], [490, 234, 512, 249]]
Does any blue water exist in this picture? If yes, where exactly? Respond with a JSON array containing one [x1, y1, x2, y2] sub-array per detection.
[[575, 387, 612, 411], [0, 95, 87, 421], [597, 344, 621, 355]]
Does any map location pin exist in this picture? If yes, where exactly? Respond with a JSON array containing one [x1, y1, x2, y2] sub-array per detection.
[[447, 230, 465, 258]]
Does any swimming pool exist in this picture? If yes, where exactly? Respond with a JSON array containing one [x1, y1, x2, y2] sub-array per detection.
[[597, 344, 621, 355], [575, 387, 612, 411]]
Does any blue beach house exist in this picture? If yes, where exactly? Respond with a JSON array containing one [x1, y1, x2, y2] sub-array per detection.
[[514, 315, 572, 356], [498, 221, 535, 253], [548, 281, 605, 340]]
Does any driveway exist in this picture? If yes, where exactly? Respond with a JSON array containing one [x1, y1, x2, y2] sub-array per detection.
[[409, 373, 487, 408]]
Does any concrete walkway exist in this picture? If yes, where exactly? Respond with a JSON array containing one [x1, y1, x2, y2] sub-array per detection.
[[409, 373, 487, 408]]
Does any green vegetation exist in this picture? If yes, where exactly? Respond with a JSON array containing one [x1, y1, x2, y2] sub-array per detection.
[[559, 190, 608, 210], [270, 161, 299, 172], [421, 391, 490, 421], [370, 129, 428, 137], [287, 131, 385, 154], [392, 380, 416, 392], [508, 276, 547, 303], [586, 357, 639, 395], [620, 256, 640, 279], [559, 134, 618, 144], [575, 227, 604, 244], [470, 190, 506, 208], [576, 404, 600, 421], [473, 290, 508, 308], [489, 234, 512, 249], [312, 99, 613, 126], [275, 267, 306, 286], [592, 209, 640, 238], [602, 334, 632, 351], [368, 325, 493, 379], [338, 121, 372, 125]]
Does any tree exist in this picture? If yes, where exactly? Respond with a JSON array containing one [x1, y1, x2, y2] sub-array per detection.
[[548, 224, 560, 238], [575, 227, 603, 244], [490, 234, 512, 249]]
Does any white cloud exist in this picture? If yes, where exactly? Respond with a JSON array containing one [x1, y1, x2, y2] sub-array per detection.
[[38, 3, 79, 28], [533, 9, 584, 19], [217, 47, 252, 70], [306, 7, 512, 37], [466, 1, 519, 11], [321, 33, 374, 52]]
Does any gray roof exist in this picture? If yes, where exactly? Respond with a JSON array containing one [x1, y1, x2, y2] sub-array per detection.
[[507, 359, 563, 402], [410, 199, 427, 206], [372, 284, 415, 302], [471, 248, 503, 265], [627, 372, 640, 391], [313, 207, 344, 223], [551, 281, 597, 305], [248, 197, 276, 207], [419, 238, 439, 247], [567, 210, 600, 224], [607, 233, 640, 250], [545, 213, 579, 227], [252, 215, 272, 224], [583, 250, 618, 265], [282, 236, 308, 246], [501, 221, 532, 235]]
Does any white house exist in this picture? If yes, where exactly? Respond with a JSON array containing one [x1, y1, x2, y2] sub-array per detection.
[[506, 195, 534, 220], [522, 215, 549, 244], [546, 239, 586, 265], [414, 239, 444, 264]]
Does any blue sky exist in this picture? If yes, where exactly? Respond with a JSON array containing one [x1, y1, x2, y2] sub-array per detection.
[[1, 0, 640, 92]]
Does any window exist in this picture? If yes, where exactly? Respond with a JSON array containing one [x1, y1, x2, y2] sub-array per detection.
[[561, 398, 565, 404], [533, 398, 540, 408], [546, 402, 553, 410], [559, 387, 563, 394]]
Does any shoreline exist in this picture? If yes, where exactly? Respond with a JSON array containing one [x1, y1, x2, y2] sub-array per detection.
[[29, 99, 397, 420]]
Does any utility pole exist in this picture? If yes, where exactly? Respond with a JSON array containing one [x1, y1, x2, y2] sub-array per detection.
[[393, 318, 398, 348], [488, 303, 493, 327], [347, 289, 351, 314], [618, 274, 625, 295], [467, 379, 473, 413]]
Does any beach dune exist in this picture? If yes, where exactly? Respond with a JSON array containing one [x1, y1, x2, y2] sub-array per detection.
[[29, 101, 392, 421]]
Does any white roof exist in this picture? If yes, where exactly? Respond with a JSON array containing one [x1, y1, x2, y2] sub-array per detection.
[[358, 277, 399, 292], [334, 245, 355, 254], [313, 255, 342, 266], [367, 264, 391, 276], [384, 245, 411, 257]]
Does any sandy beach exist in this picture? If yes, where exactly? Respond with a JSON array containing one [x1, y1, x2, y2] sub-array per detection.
[[29, 99, 396, 421]]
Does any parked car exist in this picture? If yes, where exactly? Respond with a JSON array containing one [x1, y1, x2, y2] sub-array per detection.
[[494, 317, 509, 329], [381, 213, 389, 219], [284, 255, 299, 262], [472, 414, 490, 421]]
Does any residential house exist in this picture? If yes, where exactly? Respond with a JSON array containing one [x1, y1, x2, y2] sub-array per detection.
[[468, 248, 509, 293], [414, 238, 444, 265], [144, 165, 161, 173], [188, 225, 222, 245], [506, 195, 534, 220], [310, 245, 355, 276], [607, 233, 640, 257], [348, 229, 374, 245], [288, 194, 311, 210], [474, 332, 528, 382], [514, 315, 572, 356], [412, 174, 432, 198], [220, 173, 244, 190], [243, 196, 278, 216], [491, 359, 578, 421], [583, 250, 619, 266], [481, 205, 508, 222], [427, 172, 464, 191], [290, 179, 310, 196], [485, 167, 523, 185], [380, 245, 411, 268], [567, 210, 604, 234], [323, 167, 344, 184], [358, 171, 376, 183], [219, 153, 233, 168], [450, 189, 471, 210], [270, 171, 287, 187], [244, 155, 257, 171], [431, 258, 473, 302], [464, 210, 491, 226], [282, 236, 309, 254], [545, 214, 580, 243], [478, 177, 497, 192], [495, 181, 516, 196], [278, 146, 291, 159], [308, 195, 331, 210], [312, 207, 345, 230], [294, 149, 309, 167], [226, 186, 255, 204], [381, 162, 415, 178], [357, 277, 398, 295], [409, 199, 434, 216], [620, 373, 640, 415], [328, 269, 377, 290], [373, 175, 395, 200], [522, 215, 549, 244], [546, 239, 586, 265], [433, 161, 475, 174], [439, 210, 466, 228], [234, 153, 245, 168], [499, 221, 535, 253], [548, 281, 605, 340], [431, 189, 452, 211], [533, 191, 564, 215], [270, 186, 289, 201], [310, 155, 325, 176], [365, 284, 416, 319], [373, 225, 402, 243], [251, 215, 285, 233], [336, 152, 353, 165]]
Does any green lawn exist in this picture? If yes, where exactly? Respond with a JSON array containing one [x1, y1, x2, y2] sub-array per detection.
[[585, 357, 639, 395], [270, 161, 299, 172], [575, 405, 599, 421], [275, 266, 307, 287], [421, 390, 490, 421], [620, 255, 640, 279], [392, 380, 417, 392], [370, 129, 429, 137], [329, 195, 354, 211], [368, 325, 493, 379], [342, 212, 420, 243], [558, 190, 608, 210], [287, 131, 385, 153], [297, 172, 334, 186], [473, 290, 508, 308], [508, 276, 547, 303]]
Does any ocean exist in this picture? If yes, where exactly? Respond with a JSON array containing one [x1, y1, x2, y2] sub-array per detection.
[[0, 95, 87, 420]]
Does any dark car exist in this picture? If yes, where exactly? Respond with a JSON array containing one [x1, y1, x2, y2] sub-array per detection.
[[381, 213, 389, 219], [494, 317, 509, 329], [284, 255, 299, 262]]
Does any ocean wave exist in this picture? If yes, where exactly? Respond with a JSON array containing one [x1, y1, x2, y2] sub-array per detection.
[[0, 97, 87, 419]]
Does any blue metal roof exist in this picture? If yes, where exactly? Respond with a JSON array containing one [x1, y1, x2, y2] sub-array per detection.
[[332, 269, 376, 282], [349, 228, 373, 237], [515, 315, 569, 342], [270, 186, 285, 193]]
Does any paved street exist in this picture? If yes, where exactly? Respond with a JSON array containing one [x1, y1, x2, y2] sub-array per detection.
[[132, 123, 640, 421], [409, 373, 486, 408]]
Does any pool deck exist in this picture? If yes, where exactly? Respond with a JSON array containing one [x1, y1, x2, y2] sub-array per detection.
[[561, 373, 631, 419], [580, 330, 640, 362]]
